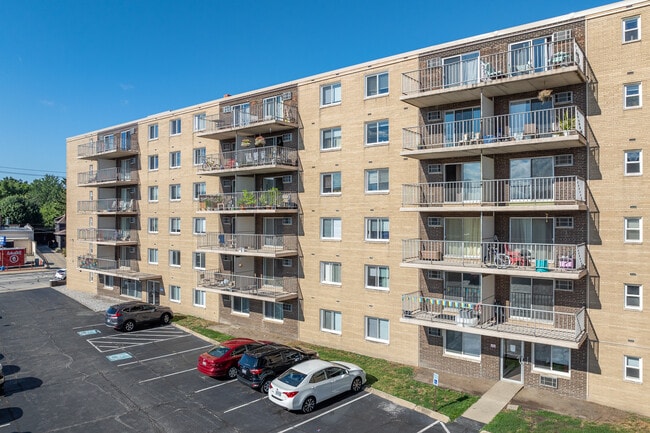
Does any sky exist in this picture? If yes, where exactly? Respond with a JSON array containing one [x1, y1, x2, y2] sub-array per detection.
[[0, 0, 614, 182]]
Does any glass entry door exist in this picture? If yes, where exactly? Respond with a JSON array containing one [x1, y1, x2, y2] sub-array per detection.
[[502, 339, 524, 382], [147, 281, 160, 305], [263, 217, 283, 248], [444, 217, 481, 259], [509, 157, 554, 201]]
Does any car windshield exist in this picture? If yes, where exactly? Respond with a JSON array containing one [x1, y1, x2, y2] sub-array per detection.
[[207, 345, 230, 358], [278, 369, 306, 387]]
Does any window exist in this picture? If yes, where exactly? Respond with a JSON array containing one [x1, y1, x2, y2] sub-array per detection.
[[427, 270, 442, 280], [193, 252, 206, 269], [625, 356, 642, 382], [321, 127, 342, 150], [428, 164, 442, 174], [321, 172, 341, 194], [365, 120, 389, 145], [193, 218, 206, 234], [365, 265, 389, 290], [148, 124, 158, 140], [193, 113, 206, 131], [169, 217, 181, 234], [170, 151, 181, 168], [624, 83, 641, 108], [365, 168, 389, 192], [445, 330, 480, 359], [428, 217, 442, 227], [556, 217, 574, 229], [282, 259, 292, 267], [169, 250, 181, 267], [148, 155, 159, 171], [282, 175, 293, 184], [320, 309, 341, 333], [625, 217, 642, 242], [320, 261, 341, 284], [170, 118, 181, 135], [625, 284, 642, 310], [282, 217, 292, 225], [147, 248, 158, 264], [533, 344, 570, 374], [170, 285, 181, 302], [427, 327, 441, 337], [554, 154, 573, 167], [553, 91, 573, 105], [193, 182, 206, 200], [193, 147, 206, 166], [148, 186, 158, 202], [623, 17, 640, 42], [365, 72, 389, 97], [321, 218, 341, 240], [264, 302, 284, 321], [169, 184, 181, 201], [625, 150, 642, 175], [365, 317, 389, 343], [148, 217, 158, 233], [555, 280, 574, 291], [193, 288, 205, 307], [232, 296, 249, 314], [321, 83, 341, 106], [365, 217, 389, 241]]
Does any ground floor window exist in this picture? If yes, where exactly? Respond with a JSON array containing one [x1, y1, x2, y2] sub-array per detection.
[[533, 344, 570, 374], [121, 279, 141, 298], [625, 355, 642, 383], [193, 289, 206, 307], [320, 309, 342, 334], [264, 302, 283, 321], [444, 330, 480, 359], [232, 296, 249, 315], [170, 285, 181, 302], [365, 316, 389, 343]]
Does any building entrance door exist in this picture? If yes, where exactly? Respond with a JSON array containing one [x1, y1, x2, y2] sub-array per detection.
[[501, 339, 524, 383]]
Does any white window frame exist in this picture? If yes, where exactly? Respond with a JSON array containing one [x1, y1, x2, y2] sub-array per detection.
[[625, 217, 642, 243], [427, 270, 443, 280], [321, 217, 342, 240], [148, 124, 158, 140], [320, 309, 342, 334], [169, 184, 181, 201], [232, 296, 250, 315], [148, 155, 159, 171], [320, 261, 341, 285], [623, 16, 641, 43], [365, 316, 389, 343], [193, 252, 206, 270], [624, 150, 642, 175], [365, 168, 389, 193], [365, 72, 389, 98], [624, 284, 642, 310], [193, 147, 206, 166], [365, 119, 389, 145], [365, 265, 389, 291], [532, 344, 571, 377], [193, 217, 206, 235], [428, 164, 442, 174], [148, 186, 158, 202], [556, 217, 574, 229], [321, 82, 341, 106], [554, 154, 573, 167], [320, 172, 341, 195], [624, 355, 643, 383], [170, 118, 182, 135], [554, 280, 574, 292], [169, 285, 181, 303], [321, 127, 342, 151], [444, 330, 481, 360], [169, 217, 181, 234], [193, 113, 206, 131], [624, 83, 641, 109], [365, 217, 389, 241], [282, 258, 292, 267], [193, 288, 206, 307], [263, 301, 284, 322], [148, 217, 158, 233], [427, 217, 442, 227], [193, 182, 206, 200], [170, 151, 181, 168], [169, 250, 181, 267], [147, 248, 158, 264]]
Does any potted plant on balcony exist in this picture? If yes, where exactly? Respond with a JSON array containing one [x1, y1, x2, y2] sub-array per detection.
[[255, 135, 266, 146], [260, 187, 280, 208], [237, 190, 256, 209], [241, 138, 252, 148], [558, 112, 575, 136]]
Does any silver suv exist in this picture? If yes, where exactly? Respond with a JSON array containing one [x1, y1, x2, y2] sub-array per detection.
[[105, 301, 173, 332]]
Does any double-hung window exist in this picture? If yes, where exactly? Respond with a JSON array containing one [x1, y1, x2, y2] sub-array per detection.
[[365, 72, 388, 97], [625, 284, 642, 310], [193, 147, 206, 166], [169, 184, 181, 201], [148, 186, 158, 202], [624, 83, 641, 108], [193, 288, 206, 307], [320, 309, 342, 333], [365, 120, 389, 145], [149, 124, 158, 140], [365, 217, 389, 241], [193, 252, 206, 269], [625, 355, 642, 382], [321, 82, 341, 106], [170, 118, 181, 135], [148, 248, 158, 264], [365, 317, 389, 343], [148, 155, 159, 171], [321, 217, 341, 240], [193, 182, 206, 200], [264, 302, 284, 321], [623, 17, 640, 42], [625, 150, 642, 175], [321, 172, 341, 194], [533, 344, 570, 374], [169, 217, 181, 234], [625, 217, 642, 242], [148, 217, 158, 233], [193, 113, 206, 131], [169, 250, 181, 267], [365, 265, 389, 290], [193, 217, 206, 235], [233, 296, 249, 314], [365, 168, 389, 192], [321, 127, 341, 150], [320, 261, 341, 284], [170, 285, 181, 302], [170, 151, 181, 168], [445, 330, 480, 359]]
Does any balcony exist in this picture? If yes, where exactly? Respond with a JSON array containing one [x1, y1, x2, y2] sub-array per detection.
[[402, 39, 588, 107], [198, 191, 298, 214], [76, 255, 160, 281], [197, 270, 299, 302], [77, 167, 139, 186], [198, 146, 299, 176], [77, 137, 139, 160], [198, 104, 299, 140], [401, 292, 586, 348], [77, 198, 138, 214], [77, 228, 138, 245], [402, 176, 587, 212], [402, 239, 587, 279], [197, 233, 298, 258], [402, 106, 586, 160]]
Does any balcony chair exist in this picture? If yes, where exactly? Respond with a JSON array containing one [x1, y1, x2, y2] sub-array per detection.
[[481, 62, 504, 80], [504, 244, 530, 267], [523, 123, 537, 139]]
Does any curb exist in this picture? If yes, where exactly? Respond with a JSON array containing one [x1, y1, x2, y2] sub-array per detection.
[[365, 387, 450, 423]]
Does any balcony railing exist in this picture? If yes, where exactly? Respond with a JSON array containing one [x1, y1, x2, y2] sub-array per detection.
[[402, 38, 586, 97], [77, 137, 139, 159], [77, 255, 137, 272], [403, 239, 587, 272], [201, 104, 298, 135], [198, 146, 298, 173], [198, 191, 298, 212], [77, 198, 137, 213], [197, 233, 298, 255], [77, 228, 138, 243], [403, 106, 585, 152], [197, 270, 299, 301], [403, 176, 586, 208], [78, 167, 138, 185], [401, 291, 586, 344]]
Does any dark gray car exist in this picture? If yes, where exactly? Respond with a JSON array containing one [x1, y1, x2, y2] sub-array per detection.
[[105, 301, 173, 332]]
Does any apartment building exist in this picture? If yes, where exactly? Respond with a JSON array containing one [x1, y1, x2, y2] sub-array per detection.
[[65, 0, 649, 416]]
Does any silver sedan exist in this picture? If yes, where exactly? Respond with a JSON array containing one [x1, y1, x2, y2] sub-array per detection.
[[268, 359, 366, 413]]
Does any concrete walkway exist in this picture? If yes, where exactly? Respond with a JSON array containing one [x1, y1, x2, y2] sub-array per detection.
[[449, 380, 523, 432], [36, 245, 66, 269]]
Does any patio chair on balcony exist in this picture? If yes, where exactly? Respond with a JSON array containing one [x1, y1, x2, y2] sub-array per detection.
[[504, 244, 531, 267], [481, 62, 504, 80], [523, 123, 537, 139]]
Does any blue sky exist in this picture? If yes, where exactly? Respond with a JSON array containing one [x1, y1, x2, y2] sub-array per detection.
[[0, 0, 611, 182]]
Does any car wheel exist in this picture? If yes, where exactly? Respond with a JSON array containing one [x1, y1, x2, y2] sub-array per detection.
[[160, 313, 172, 326], [123, 320, 135, 332], [261, 379, 271, 394], [351, 377, 363, 392], [301, 396, 316, 414], [227, 366, 238, 379]]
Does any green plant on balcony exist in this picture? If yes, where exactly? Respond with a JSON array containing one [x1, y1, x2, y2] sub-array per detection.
[[558, 112, 575, 134], [260, 187, 280, 208], [237, 190, 256, 208]]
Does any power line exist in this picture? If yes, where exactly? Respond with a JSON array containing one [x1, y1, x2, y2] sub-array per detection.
[[0, 170, 66, 179], [0, 165, 66, 175]]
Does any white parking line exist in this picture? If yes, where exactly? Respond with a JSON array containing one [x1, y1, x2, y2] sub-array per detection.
[[88, 329, 190, 353], [73, 323, 104, 330], [139, 367, 197, 383], [275, 393, 370, 433], [223, 396, 268, 413], [195, 379, 236, 394], [417, 421, 448, 433], [0, 423, 9, 429], [118, 345, 212, 367]]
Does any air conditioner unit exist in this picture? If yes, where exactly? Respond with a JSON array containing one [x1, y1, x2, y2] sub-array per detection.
[[281, 92, 292, 100], [222, 105, 232, 113], [129, 128, 136, 134], [128, 247, 136, 253], [282, 133, 292, 142], [426, 57, 441, 68], [552, 30, 572, 41]]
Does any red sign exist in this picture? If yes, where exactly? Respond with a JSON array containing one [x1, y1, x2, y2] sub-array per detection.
[[1, 248, 25, 268]]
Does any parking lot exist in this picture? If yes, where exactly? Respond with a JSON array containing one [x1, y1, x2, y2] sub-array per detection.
[[0, 273, 450, 432]]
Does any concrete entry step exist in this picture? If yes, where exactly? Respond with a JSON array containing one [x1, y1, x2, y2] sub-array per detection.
[[461, 380, 523, 424]]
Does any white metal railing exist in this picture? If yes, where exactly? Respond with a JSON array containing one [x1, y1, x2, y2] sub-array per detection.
[[402, 38, 586, 96], [402, 176, 586, 207], [202, 104, 298, 134], [77, 167, 138, 185], [196, 270, 298, 300], [77, 198, 137, 213], [77, 255, 137, 272], [199, 146, 298, 172], [77, 136, 139, 158], [198, 191, 298, 211], [77, 228, 137, 243], [197, 233, 298, 253], [403, 106, 585, 151]]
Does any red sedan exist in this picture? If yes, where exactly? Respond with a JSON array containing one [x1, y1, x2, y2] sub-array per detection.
[[197, 338, 270, 378]]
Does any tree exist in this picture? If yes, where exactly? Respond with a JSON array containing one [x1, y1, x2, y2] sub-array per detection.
[[0, 177, 30, 199], [0, 195, 42, 226], [27, 175, 66, 208], [40, 201, 65, 228]]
